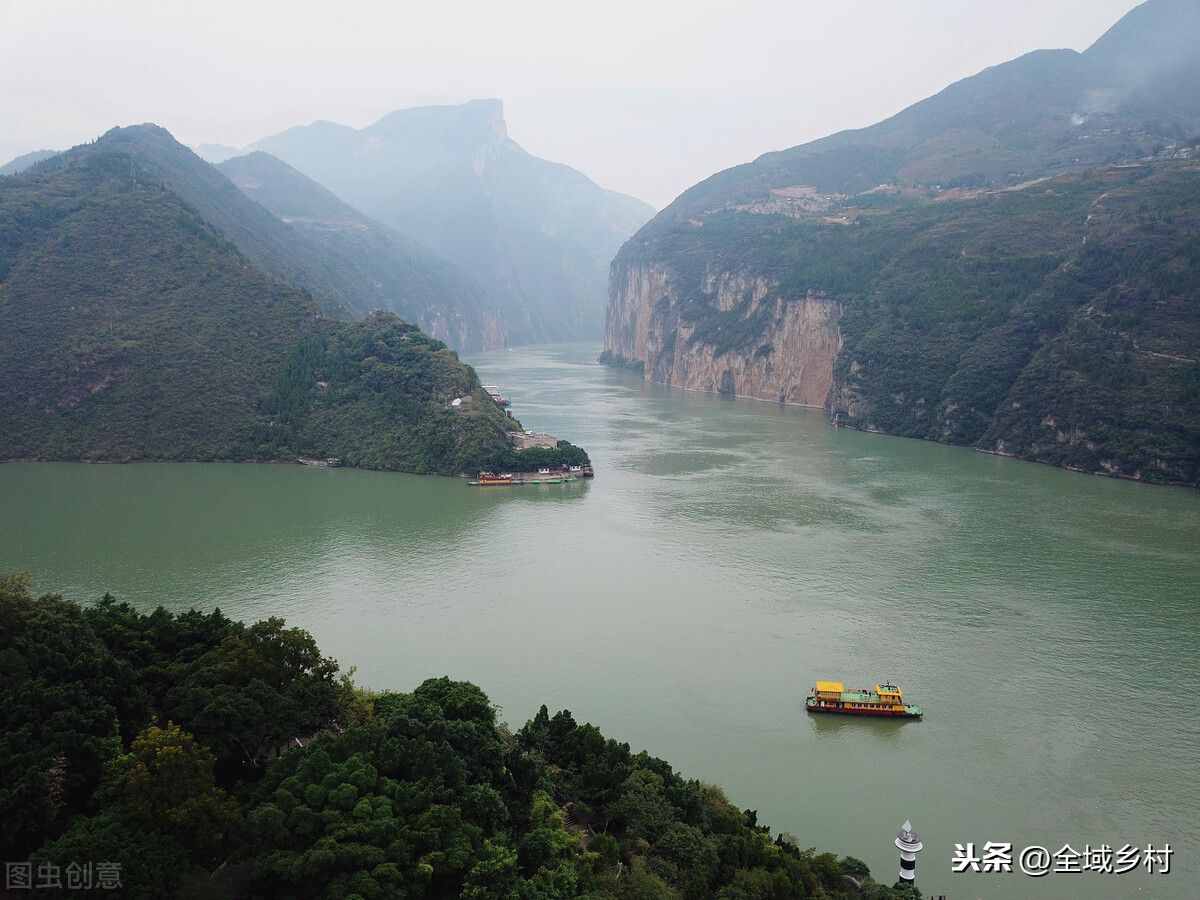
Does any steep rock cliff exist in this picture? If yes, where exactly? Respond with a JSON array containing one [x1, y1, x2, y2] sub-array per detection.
[[605, 262, 840, 405]]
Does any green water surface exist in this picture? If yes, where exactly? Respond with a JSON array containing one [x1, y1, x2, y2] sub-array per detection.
[[2, 344, 1196, 899]]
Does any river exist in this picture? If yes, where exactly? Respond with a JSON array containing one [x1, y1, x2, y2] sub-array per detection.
[[2, 343, 1197, 899]]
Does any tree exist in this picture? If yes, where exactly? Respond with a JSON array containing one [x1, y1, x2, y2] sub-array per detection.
[[35, 812, 191, 900], [163, 617, 342, 780], [100, 722, 239, 861], [0, 575, 124, 857], [610, 770, 676, 844]]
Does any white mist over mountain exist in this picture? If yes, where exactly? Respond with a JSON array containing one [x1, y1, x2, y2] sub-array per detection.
[[2, 0, 1143, 206]]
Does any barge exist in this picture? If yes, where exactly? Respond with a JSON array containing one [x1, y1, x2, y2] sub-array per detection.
[[805, 680, 923, 718], [470, 470, 575, 486], [470, 463, 593, 486]]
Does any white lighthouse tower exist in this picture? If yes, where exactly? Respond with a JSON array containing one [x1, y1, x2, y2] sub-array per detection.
[[895, 819, 923, 884]]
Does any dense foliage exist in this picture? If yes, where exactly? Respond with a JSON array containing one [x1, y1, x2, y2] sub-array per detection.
[[261, 313, 519, 474], [1, 576, 912, 900], [0, 145, 318, 462], [616, 162, 1200, 485], [0, 128, 586, 474]]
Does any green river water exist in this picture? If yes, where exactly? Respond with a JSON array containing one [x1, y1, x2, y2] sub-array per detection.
[[2, 344, 1197, 899]]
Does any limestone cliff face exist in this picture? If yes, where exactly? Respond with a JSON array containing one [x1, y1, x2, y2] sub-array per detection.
[[605, 261, 842, 406], [421, 310, 507, 353]]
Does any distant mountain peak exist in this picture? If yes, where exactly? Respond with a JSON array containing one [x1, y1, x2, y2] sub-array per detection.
[[0, 148, 58, 176], [365, 98, 509, 145], [194, 142, 243, 164], [250, 99, 653, 345], [100, 123, 174, 142], [1085, 0, 1200, 78]]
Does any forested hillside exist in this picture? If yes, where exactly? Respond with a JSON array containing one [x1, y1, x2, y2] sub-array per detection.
[[219, 151, 503, 351], [0, 130, 575, 474], [262, 314, 521, 475], [1, 575, 913, 899], [17, 125, 506, 352], [35, 125, 358, 318], [606, 0, 1200, 486]]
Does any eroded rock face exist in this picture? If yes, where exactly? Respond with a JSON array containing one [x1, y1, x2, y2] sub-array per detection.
[[413, 309, 508, 353], [605, 261, 842, 407]]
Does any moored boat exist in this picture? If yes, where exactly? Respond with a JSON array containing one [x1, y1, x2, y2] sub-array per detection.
[[805, 680, 922, 718], [471, 471, 516, 486], [468, 470, 577, 486]]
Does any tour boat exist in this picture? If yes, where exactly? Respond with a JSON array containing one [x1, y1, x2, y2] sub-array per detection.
[[471, 471, 516, 486], [469, 471, 575, 486], [805, 680, 923, 718]]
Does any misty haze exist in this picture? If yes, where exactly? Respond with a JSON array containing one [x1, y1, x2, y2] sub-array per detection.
[[1, 2, 1198, 899]]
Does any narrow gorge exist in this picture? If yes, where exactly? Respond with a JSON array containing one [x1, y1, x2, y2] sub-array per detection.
[[602, 0, 1200, 487], [603, 161, 1200, 487]]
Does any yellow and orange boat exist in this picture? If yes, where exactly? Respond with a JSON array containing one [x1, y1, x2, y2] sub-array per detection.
[[805, 680, 923, 718], [469, 470, 575, 486]]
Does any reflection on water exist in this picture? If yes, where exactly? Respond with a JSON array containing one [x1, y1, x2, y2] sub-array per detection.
[[806, 711, 915, 744], [1, 342, 1198, 900]]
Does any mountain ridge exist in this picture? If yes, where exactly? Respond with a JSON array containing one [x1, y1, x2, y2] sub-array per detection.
[[0, 126, 578, 473], [0, 149, 58, 176], [645, 0, 1200, 229], [605, 0, 1200, 487], [253, 99, 655, 344], [218, 150, 506, 350], [45, 124, 505, 351]]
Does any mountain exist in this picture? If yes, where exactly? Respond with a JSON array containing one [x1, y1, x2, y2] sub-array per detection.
[[649, 0, 1200, 224], [35, 125, 503, 351], [193, 142, 242, 163], [605, 0, 1200, 487], [218, 151, 504, 350], [0, 126, 572, 473], [0, 149, 58, 176], [252, 99, 655, 343]]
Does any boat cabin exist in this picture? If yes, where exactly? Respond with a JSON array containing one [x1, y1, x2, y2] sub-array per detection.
[[813, 680, 844, 701], [875, 683, 903, 702]]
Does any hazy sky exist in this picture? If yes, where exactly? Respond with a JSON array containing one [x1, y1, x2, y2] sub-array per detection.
[[2, 0, 1141, 207]]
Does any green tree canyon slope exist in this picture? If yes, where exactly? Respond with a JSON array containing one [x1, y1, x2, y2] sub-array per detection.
[[0, 126, 549, 473], [605, 0, 1200, 486]]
